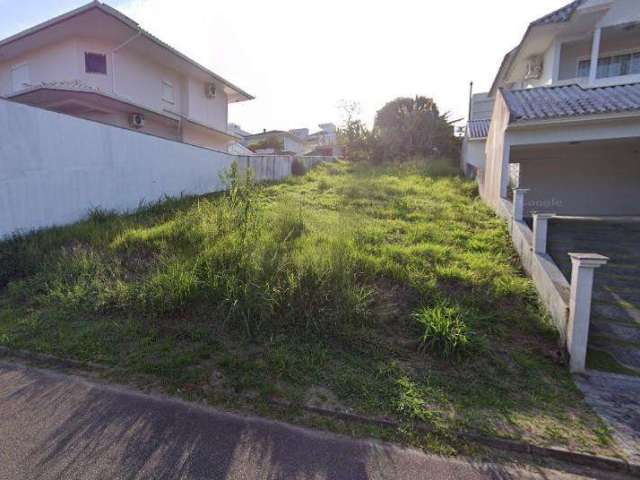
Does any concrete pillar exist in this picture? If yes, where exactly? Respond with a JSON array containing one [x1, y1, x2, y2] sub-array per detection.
[[567, 253, 609, 373], [512, 189, 529, 222], [532, 213, 555, 254], [589, 27, 602, 86]]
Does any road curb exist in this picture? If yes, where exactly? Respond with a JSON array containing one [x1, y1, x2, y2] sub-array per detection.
[[1, 346, 637, 475], [271, 400, 639, 475], [0, 346, 110, 371]]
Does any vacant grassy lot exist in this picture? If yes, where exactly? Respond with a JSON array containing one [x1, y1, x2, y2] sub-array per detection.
[[0, 160, 617, 457]]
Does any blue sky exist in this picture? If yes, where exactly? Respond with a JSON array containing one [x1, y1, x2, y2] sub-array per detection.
[[2, 0, 569, 133]]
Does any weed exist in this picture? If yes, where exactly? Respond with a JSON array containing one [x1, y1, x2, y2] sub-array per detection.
[[412, 303, 472, 359]]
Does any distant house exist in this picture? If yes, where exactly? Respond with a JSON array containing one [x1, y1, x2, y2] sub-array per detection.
[[304, 123, 339, 155], [243, 130, 307, 155], [0, 1, 253, 151], [460, 93, 494, 178]]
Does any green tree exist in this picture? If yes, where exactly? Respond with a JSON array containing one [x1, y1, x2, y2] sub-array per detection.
[[337, 100, 373, 163], [373, 96, 460, 162]]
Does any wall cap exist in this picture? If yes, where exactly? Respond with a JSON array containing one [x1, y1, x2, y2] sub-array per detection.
[[569, 253, 609, 268]]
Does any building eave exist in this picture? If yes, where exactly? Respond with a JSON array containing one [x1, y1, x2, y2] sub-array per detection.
[[8, 86, 239, 140]]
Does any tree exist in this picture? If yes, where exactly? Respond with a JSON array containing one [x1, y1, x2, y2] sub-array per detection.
[[337, 100, 373, 163], [373, 96, 460, 162]]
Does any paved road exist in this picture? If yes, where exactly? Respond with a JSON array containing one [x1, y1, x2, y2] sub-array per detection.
[[0, 362, 620, 479]]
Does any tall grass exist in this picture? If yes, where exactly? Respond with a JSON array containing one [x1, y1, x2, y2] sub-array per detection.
[[2, 163, 372, 340]]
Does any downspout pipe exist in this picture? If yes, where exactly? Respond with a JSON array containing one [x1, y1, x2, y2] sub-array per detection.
[[467, 81, 474, 129]]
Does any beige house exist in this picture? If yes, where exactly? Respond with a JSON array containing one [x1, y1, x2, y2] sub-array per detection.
[[463, 0, 640, 216], [463, 0, 640, 374], [0, 1, 253, 151]]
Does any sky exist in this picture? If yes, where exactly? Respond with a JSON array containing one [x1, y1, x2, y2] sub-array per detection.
[[1, 0, 570, 133]]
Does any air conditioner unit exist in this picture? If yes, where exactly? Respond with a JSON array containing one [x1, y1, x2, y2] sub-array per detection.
[[129, 113, 145, 129], [205, 83, 217, 99], [524, 56, 543, 80]]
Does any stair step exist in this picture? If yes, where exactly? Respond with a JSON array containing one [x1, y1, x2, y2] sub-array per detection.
[[591, 322, 640, 343], [593, 302, 640, 323], [589, 342, 640, 371], [592, 290, 640, 305]]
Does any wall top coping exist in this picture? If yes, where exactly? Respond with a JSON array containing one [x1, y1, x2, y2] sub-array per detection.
[[569, 253, 610, 268], [532, 212, 556, 219]]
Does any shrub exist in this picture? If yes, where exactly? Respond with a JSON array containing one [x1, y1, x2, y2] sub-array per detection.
[[421, 158, 460, 178], [412, 302, 471, 359], [291, 158, 306, 176]]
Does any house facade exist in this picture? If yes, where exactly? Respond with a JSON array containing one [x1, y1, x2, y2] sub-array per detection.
[[463, 0, 640, 217], [462, 0, 640, 374], [0, 1, 253, 152]]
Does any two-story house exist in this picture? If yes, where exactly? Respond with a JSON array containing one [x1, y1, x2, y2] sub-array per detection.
[[462, 0, 640, 374], [464, 0, 640, 217], [0, 1, 253, 151]]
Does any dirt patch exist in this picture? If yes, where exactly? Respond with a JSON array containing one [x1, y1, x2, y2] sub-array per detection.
[[304, 386, 349, 412]]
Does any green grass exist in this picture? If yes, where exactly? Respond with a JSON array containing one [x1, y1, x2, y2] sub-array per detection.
[[0, 160, 617, 457]]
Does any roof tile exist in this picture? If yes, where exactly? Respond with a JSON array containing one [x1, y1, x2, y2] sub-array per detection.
[[530, 0, 586, 27], [467, 119, 491, 139], [503, 83, 640, 122]]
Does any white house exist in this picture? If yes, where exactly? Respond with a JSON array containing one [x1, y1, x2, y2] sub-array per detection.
[[0, 1, 253, 151], [463, 0, 640, 216], [243, 130, 307, 155], [462, 0, 640, 374]]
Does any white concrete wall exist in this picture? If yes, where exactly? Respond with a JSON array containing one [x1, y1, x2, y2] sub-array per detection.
[[238, 155, 293, 182], [0, 99, 297, 238], [462, 140, 487, 170]]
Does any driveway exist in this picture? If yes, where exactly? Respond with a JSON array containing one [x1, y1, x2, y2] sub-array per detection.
[[0, 361, 625, 479]]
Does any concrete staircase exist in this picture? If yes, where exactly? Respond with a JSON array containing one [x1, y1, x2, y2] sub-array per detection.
[[547, 219, 640, 375]]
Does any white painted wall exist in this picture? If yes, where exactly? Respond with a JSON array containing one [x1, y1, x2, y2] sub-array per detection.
[[0, 99, 298, 238], [597, 0, 640, 28], [517, 142, 640, 216], [469, 93, 494, 121], [0, 39, 79, 96], [463, 140, 487, 170], [0, 36, 231, 150]]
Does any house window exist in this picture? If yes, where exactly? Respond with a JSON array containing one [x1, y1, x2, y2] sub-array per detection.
[[85, 53, 107, 74], [11, 64, 30, 92], [161, 80, 174, 104], [577, 51, 640, 78], [577, 60, 590, 78]]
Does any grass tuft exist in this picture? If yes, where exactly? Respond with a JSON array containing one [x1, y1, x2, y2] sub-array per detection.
[[412, 303, 472, 359]]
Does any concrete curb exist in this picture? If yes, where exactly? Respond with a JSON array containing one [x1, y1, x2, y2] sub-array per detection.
[[1, 346, 637, 476], [269, 399, 639, 476], [0, 346, 110, 371]]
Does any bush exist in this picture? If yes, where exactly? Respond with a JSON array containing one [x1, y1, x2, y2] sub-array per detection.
[[291, 158, 306, 176], [421, 158, 460, 178], [412, 303, 471, 359]]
